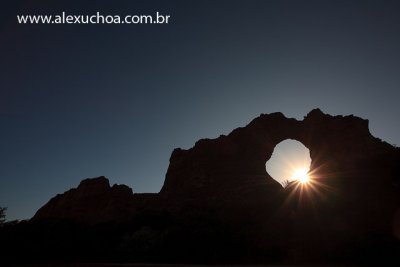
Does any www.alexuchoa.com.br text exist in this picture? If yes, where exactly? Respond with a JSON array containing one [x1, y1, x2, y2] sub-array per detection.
[[17, 12, 171, 25]]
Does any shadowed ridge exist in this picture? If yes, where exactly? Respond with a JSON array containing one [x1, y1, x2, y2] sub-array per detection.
[[32, 176, 135, 224], [304, 108, 326, 119], [27, 109, 400, 264]]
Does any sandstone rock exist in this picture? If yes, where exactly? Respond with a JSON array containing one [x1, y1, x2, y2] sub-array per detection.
[[33, 176, 136, 224], [33, 108, 400, 255], [160, 108, 397, 205]]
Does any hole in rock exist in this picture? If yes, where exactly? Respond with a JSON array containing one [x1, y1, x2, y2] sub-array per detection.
[[265, 139, 312, 187]]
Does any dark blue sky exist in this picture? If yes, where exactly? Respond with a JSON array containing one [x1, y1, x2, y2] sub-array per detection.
[[1, 0, 400, 220]]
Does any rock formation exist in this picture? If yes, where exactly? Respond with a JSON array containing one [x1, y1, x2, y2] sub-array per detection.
[[30, 109, 400, 263], [33, 176, 157, 224], [163, 109, 399, 204]]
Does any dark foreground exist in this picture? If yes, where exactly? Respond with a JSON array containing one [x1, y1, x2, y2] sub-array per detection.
[[6, 264, 385, 267]]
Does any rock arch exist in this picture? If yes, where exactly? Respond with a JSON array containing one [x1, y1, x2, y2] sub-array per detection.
[[34, 108, 400, 236], [31, 109, 400, 263], [160, 109, 374, 204]]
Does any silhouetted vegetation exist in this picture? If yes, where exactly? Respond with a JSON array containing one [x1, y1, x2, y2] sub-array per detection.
[[282, 179, 290, 188], [0, 207, 6, 225]]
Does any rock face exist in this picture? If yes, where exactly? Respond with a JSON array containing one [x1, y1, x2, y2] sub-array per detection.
[[157, 109, 400, 260], [33, 176, 137, 223], [161, 109, 399, 207], [31, 109, 400, 262]]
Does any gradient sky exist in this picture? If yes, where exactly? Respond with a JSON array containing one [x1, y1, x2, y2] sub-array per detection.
[[1, 0, 400, 221]]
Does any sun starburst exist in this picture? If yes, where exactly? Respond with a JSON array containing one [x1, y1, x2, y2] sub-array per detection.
[[292, 167, 310, 184]]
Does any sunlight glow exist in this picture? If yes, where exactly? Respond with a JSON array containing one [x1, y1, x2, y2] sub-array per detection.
[[266, 141, 335, 205], [292, 167, 310, 184], [265, 140, 312, 187]]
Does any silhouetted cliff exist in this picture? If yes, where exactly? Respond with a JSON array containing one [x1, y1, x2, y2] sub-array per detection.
[[33, 176, 157, 224], [33, 177, 135, 223], [3, 109, 400, 264]]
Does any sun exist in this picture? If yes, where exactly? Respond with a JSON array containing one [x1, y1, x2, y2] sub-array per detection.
[[292, 167, 310, 184]]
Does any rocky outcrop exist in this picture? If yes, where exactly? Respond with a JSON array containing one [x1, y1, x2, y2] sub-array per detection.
[[31, 109, 400, 262], [33, 176, 139, 223], [161, 109, 398, 206]]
